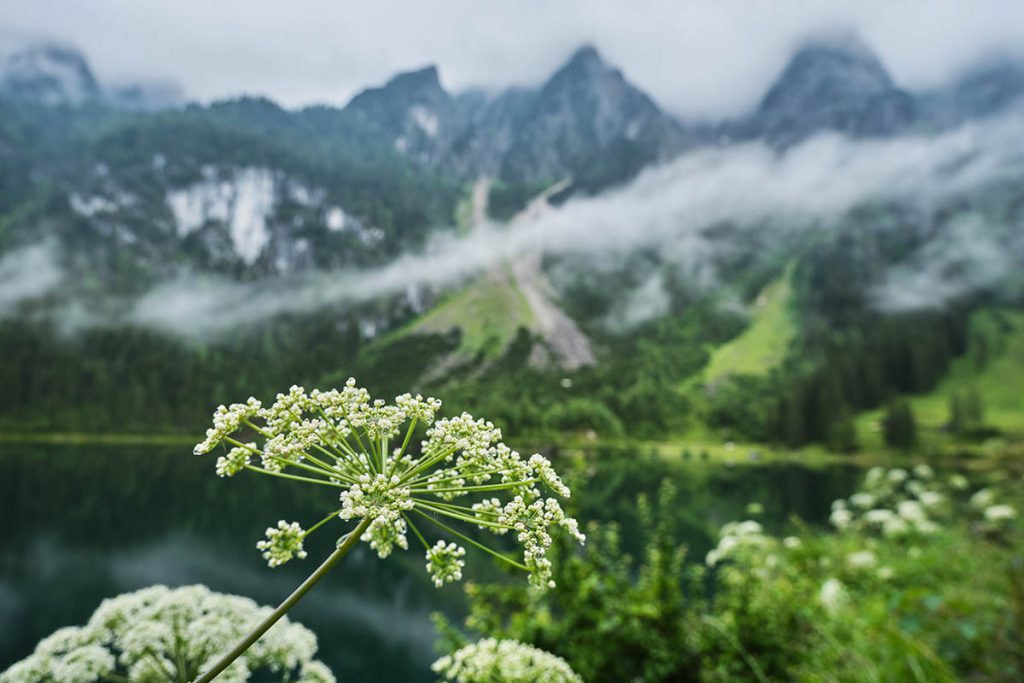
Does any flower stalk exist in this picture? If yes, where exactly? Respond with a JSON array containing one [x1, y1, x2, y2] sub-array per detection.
[[189, 379, 585, 679], [192, 517, 370, 683]]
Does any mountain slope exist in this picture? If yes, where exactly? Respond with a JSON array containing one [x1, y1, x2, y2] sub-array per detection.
[[0, 43, 101, 105], [345, 65, 462, 166], [342, 45, 692, 193], [2, 37, 1024, 446], [497, 45, 690, 186], [703, 264, 798, 384], [379, 178, 593, 378], [735, 37, 915, 146]]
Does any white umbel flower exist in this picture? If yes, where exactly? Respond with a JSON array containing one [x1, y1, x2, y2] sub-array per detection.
[[425, 540, 466, 587], [195, 379, 583, 589], [257, 520, 309, 567], [819, 578, 848, 614], [984, 504, 1017, 522], [432, 638, 582, 683], [847, 550, 878, 570], [0, 585, 334, 683]]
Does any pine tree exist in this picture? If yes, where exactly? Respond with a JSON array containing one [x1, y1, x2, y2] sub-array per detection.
[[965, 387, 985, 429], [883, 399, 918, 450], [948, 392, 967, 436], [826, 409, 859, 453]]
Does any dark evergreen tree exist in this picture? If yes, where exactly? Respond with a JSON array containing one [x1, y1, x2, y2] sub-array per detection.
[[826, 409, 859, 453], [882, 399, 918, 450]]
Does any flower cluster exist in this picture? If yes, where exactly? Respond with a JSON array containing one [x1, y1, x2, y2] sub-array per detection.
[[705, 520, 773, 568], [426, 540, 466, 587], [970, 487, 1018, 531], [828, 466, 948, 538], [432, 638, 582, 683], [195, 379, 584, 590], [257, 520, 309, 567], [818, 578, 848, 614], [0, 585, 334, 683], [703, 465, 1020, 639]]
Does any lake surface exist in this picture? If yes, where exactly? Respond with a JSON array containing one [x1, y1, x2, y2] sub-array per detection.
[[0, 443, 862, 680]]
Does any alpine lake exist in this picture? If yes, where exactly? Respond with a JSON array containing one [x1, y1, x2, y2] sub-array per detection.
[[0, 441, 863, 680]]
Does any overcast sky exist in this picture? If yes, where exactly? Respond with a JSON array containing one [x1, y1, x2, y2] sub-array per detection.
[[3, 1, 1024, 118]]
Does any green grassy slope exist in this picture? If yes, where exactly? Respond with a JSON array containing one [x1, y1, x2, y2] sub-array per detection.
[[703, 265, 798, 384], [379, 267, 535, 364], [856, 308, 1024, 449]]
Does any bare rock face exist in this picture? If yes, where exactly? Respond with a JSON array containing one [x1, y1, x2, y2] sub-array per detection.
[[0, 43, 102, 105], [736, 37, 915, 147], [344, 65, 464, 167], [343, 45, 692, 192], [493, 45, 690, 186], [921, 59, 1024, 126]]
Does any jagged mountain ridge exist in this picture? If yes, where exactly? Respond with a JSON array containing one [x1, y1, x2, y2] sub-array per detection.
[[732, 37, 916, 146], [2, 36, 1024, 441], [342, 38, 1024, 184], [0, 42, 184, 110], [0, 43, 102, 106], [1, 37, 1023, 301], [343, 45, 693, 188]]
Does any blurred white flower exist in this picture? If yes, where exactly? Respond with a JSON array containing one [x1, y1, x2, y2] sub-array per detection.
[[865, 467, 885, 488], [830, 508, 853, 530], [847, 550, 877, 569], [706, 520, 771, 567], [970, 488, 996, 509], [0, 585, 333, 683], [897, 500, 927, 524], [850, 493, 876, 509], [949, 474, 970, 491], [912, 464, 935, 480], [819, 578, 848, 614], [864, 509, 896, 526], [886, 468, 909, 485], [984, 504, 1017, 522], [433, 638, 582, 683], [882, 517, 910, 538]]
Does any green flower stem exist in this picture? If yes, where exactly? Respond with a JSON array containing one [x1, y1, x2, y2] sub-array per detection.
[[241, 464, 343, 488], [410, 479, 538, 494], [413, 509, 529, 571], [192, 517, 372, 683], [406, 466, 518, 487], [304, 509, 343, 538], [404, 512, 431, 550], [398, 445, 459, 484], [224, 437, 342, 481], [351, 430, 373, 472], [305, 446, 360, 481], [313, 408, 357, 457], [241, 418, 274, 438], [413, 498, 494, 517], [398, 419, 417, 457], [413, 500, 511, 530], [232, 430, 353, 483], [242, 417, 357, 482], [143, 645, 176, 681]]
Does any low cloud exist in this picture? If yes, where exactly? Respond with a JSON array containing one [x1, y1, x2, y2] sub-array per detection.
[[871, 213, 1024, 311], [5, 109, 1023, 338], [4, 1, 1024, 117], [0, 242, 63, 316], [126, 107, 1024, 337]]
